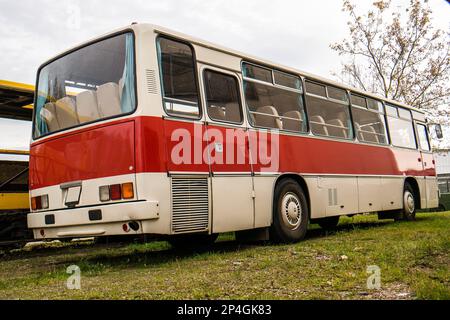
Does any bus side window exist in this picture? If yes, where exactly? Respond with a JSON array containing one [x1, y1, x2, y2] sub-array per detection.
[[350, 94, 388, 145], [416, 123, 431, 151], [242, 63, 306, 133], [386, 105, 417, 149], [305, 81, 352, 140], [203, 70, 243, 124], [157, 37, 201, 119]]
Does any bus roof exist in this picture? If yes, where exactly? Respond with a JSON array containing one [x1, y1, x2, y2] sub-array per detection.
[[38, 23, 426, 115], [0, 80, 34, 121]]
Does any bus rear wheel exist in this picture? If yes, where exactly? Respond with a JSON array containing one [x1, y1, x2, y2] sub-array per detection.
[[271, 179, 309, 243], [395, 182, 416, 221]]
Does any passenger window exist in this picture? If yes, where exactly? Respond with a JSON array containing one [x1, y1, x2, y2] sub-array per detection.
[[273, 71, 302, 90], [204, 70, 243, 124], [351, 94, 367, 108], [412, 110, 426, 122], [367, 98, 383, 113], [398, 108, 412, 120], [157, 37, 200, 118], [387, 116, 416, 149], [244, 81, 306, 132], [352, 107, 388, 144], [305, 81, 352, 139], [305, 81, 326, 97], [417, 123, 431, 151], [242, 63, 273, 83], [386, 105, 398, 117], [243, 64, 306, 132], [327, 86, 348, 102]]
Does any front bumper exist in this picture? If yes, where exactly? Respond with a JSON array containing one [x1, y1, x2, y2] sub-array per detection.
[[27, 200, 159, 239]]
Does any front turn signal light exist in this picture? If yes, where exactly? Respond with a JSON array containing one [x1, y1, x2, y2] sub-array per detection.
[[122, 183, 134, 199], [31, 196, 39, 211], [31, 194, 49, 211]]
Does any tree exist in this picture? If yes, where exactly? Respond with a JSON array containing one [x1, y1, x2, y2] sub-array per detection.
[[331, 0, 449, 112]]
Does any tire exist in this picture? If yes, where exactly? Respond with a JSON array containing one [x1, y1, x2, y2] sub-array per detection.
[[168, 233, 218, 249], [317, 216, 340, 230], [270, 179, 309, 243], [395, 182, 416, 221]]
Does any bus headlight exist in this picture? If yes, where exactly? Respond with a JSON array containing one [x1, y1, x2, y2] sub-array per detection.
[[41, 195, 49, 209], [99, 186, 110, 202]]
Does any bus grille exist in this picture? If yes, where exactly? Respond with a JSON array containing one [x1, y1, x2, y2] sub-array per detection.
[[171, 177, 209, 234]]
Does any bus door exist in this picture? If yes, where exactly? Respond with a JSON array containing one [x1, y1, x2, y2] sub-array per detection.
[[416, 122, 438, 208], [200, 66, 255, 233]]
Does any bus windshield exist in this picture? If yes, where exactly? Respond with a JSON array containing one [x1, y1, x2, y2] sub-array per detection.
[[33, 32, 136, 139]]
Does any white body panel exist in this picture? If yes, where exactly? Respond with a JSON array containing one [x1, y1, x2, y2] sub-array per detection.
[[425, 176, 439, 208], [253, 176, 277, 228], [357, 177, 383, 213], [211, 176, 254, 233], [380, 177, 404, 210]]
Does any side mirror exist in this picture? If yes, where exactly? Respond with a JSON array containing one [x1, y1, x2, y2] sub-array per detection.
[[435, 124, 444, 140], [429, 124, 444, 140]]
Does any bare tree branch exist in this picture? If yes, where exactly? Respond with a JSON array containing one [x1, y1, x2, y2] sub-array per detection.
[[331, 0, 449, 110]]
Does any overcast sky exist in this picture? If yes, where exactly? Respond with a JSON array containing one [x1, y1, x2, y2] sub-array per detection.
[[1, 0, 448, 85], [0, 0, 449, 152]]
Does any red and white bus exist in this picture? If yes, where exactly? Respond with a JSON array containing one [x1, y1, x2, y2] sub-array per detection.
[[27, 24, 438, 244]]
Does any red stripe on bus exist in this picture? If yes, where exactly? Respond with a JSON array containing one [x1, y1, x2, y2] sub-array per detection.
[[29, 116, 435, 190]]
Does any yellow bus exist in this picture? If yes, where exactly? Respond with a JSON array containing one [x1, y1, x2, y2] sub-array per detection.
[[0, 80, 33, 240]]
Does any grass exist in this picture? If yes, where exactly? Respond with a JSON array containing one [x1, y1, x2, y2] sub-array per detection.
[[0, 212, 448, 300]]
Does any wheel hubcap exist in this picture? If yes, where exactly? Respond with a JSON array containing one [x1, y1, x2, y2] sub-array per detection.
[[281, 193, 302, 230], [404, 191, 415, 214]]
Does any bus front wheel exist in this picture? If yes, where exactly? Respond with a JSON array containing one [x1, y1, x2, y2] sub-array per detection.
[[271, 179, 309, 243], [395, 182, 417, 221]]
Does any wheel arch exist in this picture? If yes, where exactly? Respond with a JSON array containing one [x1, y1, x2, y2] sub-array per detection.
[[405, 176, 421, 209], [273, 173, 311, 219]]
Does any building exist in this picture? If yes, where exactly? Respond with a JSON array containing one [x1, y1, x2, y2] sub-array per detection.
[[435, 149, 450, 177]]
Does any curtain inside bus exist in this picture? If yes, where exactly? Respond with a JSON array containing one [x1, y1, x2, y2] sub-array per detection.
[[120, 34, 135, 113]]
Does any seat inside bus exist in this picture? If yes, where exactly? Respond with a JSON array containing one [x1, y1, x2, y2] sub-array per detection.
[[41, 103, 61, 132], [208, 105, 226, 121], [207, 102, 242, 123], [309, 115, 329, 136], [327, 119, 348, 138], [254, 106, 283, 129], [355, 122, 381, 143], [40, 81, 124, 131], [97, 82, 122, 118], [76, 90, 100, 123], [55, 97, 79, 129], [282, 110, 303, 131]]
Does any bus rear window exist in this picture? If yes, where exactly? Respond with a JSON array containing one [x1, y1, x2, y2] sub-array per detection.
[[33, 32, 136, 139]]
